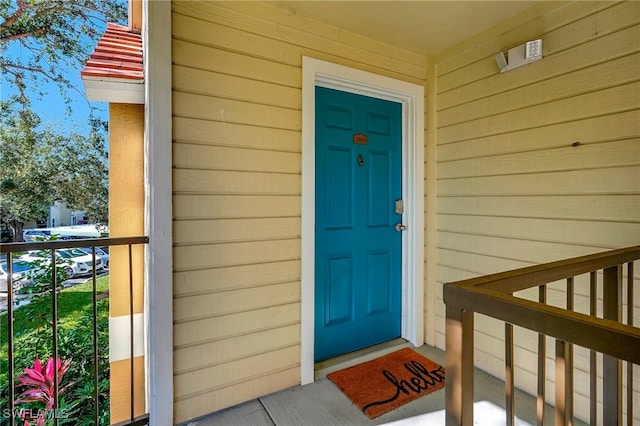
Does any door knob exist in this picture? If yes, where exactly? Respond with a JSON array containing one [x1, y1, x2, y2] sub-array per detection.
[[395, 223, 407, 232]]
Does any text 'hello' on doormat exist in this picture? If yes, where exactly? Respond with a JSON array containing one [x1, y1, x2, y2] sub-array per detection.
[[327, 348, 446, 419]]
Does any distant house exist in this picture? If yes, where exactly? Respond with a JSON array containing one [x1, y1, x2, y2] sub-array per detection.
[[48, 201, 87, 228]]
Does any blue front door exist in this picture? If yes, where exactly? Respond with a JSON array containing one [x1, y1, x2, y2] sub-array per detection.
[[315, 87, 402, 361]]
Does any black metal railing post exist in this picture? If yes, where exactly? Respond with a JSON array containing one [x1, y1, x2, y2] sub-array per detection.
[[128, 244, 135, 423], [92, 246, 100, 425], [6, 252, 15, 425], [1, 236, 149, 426]]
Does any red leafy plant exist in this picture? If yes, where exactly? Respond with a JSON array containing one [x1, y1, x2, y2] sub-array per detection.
[[14, 357, 73, 425]]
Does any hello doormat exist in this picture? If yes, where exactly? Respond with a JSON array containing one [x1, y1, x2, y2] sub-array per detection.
[[327, 348, 445, 419]]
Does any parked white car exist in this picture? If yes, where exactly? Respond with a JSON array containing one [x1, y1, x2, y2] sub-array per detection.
[[21, 248, 104, 279], [79, 247, 109, 268], [0, 260, 35, 292]]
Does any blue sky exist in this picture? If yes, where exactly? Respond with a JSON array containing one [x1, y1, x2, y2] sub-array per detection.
[[2, 44, 109, 135], [15, 68, 109, 134], [1, 4, 122, 136]]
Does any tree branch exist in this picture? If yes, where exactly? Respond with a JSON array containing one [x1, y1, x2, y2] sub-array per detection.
[[1, 62, 48, 75], [0, 27, 50, 42], [0, 0, 26, 29]]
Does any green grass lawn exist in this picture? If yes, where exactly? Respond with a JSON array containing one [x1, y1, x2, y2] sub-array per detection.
[[1, 275, 111, 424], [0, 275, 110, 360]]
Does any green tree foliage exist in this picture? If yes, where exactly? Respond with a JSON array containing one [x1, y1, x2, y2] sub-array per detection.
[[0, 108, 109, 241], [0, 0, 127, 109], [0, 0, 127, 240]]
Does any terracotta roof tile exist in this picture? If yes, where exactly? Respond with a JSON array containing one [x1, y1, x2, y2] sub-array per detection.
[[81, 22, 143, 81]]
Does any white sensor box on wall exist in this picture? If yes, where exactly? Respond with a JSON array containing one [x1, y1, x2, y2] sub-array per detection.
[[496, 39, 542, 73]]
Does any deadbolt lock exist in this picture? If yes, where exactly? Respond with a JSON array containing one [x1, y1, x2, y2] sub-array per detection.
[[395, 199, 404, 215]]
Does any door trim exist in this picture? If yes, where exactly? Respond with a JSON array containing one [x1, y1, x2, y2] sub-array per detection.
[[301, 57, 424, 384]]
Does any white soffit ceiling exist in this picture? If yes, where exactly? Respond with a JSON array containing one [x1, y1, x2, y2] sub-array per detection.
[[266, 1, 539, 56]]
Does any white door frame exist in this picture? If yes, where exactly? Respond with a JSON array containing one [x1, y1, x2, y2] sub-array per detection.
[[301, 57, 424, 384]]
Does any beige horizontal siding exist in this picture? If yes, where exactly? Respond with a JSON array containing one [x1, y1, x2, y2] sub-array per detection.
[[174, 324, 300, 373], [438, 81, 639, 144], [174, 302, 300, 350], [174, 239, 300, 272], [174, 217, 301, 246], [174, 260, 301, 297], [439, 52, 640, 128], [171, 1, 427, 422], [438, 166, 639, 196], [174, 346, 300, 398], [174, 144, 301, 174], [174, 346, 300, 406], [431, 1, 640, 423], [173, 169, 300, 196], [438, 215, 639, 247], [438, 195, 640, 222], [172, 1, 426, 80], [173, 65, 302, 110], [174, 281, 300, 324], [173, 91, 301, 130], [174, 367, 300, 420], [173, 117, 301, 152], [173, 195, 300, 220], [438, 2, 638, 95], [439, 139, 639, 179], [438, 109, 639, 162], [172, 39, 302, 87]]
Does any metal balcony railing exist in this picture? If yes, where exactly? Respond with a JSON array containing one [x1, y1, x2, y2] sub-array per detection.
[[1, 237, 149, 426], [443, 246, 640, 425]]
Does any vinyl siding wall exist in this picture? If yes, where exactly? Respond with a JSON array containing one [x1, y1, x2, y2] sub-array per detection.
[[428, 1, 640, 422], [170, 1, 427, 422]]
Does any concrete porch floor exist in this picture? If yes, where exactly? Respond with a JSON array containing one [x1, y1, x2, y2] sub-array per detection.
[[185, 340, 584, 426]]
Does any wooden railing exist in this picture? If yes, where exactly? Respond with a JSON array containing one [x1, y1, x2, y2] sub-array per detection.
[[443, 246, 640, 425]]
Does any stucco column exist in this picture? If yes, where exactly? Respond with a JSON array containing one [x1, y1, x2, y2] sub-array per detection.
[[108, 103, 146, 423]]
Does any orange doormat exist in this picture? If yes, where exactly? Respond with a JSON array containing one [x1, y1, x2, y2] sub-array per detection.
[[327, 348, 445, 419]]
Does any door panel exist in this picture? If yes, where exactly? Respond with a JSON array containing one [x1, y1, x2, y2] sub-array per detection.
[[325, 254, 353, 325], [326, 147, 353, 229], [368, 151, 391, 227], [315, 87, 402, 361], [366, 250, 391, 315]]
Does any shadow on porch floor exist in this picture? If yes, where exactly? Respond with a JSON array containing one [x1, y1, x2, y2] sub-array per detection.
[[186, 341, 586, 426]]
